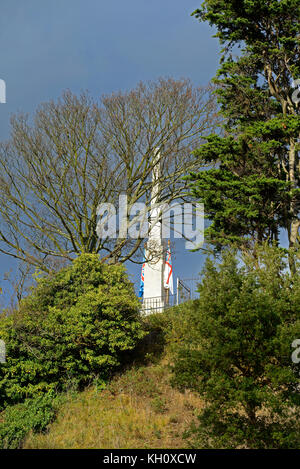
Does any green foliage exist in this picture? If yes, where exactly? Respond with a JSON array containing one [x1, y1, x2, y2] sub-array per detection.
[[189, 1, 300, 252], [188, 163, 290, 250], [0, 254, 146, 408], [145, 302, 200, 353], [193, 0, 300, 73], [0, 392, 60, 449], [171, 245, 300, 448]]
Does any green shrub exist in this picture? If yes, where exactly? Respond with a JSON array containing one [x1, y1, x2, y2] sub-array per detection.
[[0, 254, 146, 408], [144, 301, 199, 355], [0, 392, 60, 449], [171, 245, 300, 449]]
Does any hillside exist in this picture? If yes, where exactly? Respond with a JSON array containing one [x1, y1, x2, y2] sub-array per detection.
[[1, 249, 299, 450], [23, 358, 203, 449]]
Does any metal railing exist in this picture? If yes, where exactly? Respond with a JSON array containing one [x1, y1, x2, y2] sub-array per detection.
[[140, 293, 177, 314], [139, 278, 199, 314]]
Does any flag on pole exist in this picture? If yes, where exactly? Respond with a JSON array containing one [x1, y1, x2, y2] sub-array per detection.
[[139, 251, 146, 298], [164, 245, 173, 295]]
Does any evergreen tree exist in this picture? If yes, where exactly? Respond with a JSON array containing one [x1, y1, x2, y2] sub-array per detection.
[[171, 246, 300, 448], [189, 0, 300, 271]]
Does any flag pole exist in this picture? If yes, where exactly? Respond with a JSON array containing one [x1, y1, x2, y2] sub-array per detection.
[[165, 240, 170, 305]]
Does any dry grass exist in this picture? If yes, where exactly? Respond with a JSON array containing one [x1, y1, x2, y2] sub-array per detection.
[[24, 361, 204, 449]]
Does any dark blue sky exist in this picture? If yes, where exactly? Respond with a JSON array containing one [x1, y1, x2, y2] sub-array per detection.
[[0, 0, 221, 301]]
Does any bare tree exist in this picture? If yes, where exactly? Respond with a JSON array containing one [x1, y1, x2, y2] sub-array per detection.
[[0, 78, 219, 271], [0, 262, 33, 314]]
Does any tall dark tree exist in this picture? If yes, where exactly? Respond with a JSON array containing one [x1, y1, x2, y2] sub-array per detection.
[[189, 0, 300, 271], [171, 246, 300, 448]]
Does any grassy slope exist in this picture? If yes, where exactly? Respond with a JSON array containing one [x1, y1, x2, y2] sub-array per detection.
[[24, 358, 203, 449]]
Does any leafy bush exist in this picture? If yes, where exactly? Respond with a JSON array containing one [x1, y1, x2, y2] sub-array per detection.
[[0, 392, 60, 449], [171, 245, 300, 449], [0, 254, 146, 408], [144, 301, 199, 356]]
